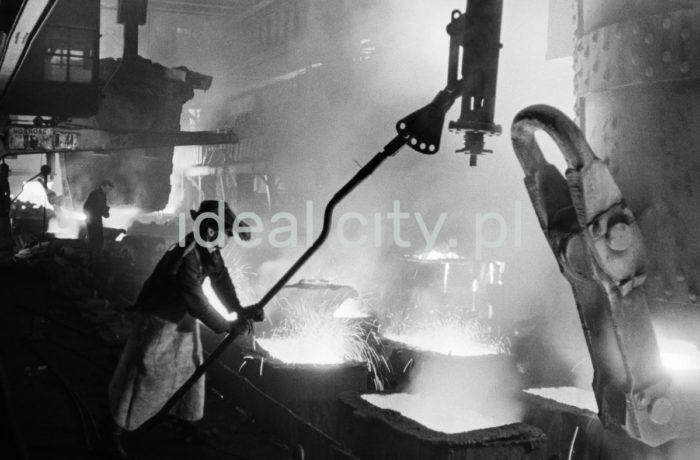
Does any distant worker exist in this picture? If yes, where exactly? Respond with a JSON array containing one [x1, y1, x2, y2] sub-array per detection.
[[102, 200, 262, 458], [83, 179, 114, 252]]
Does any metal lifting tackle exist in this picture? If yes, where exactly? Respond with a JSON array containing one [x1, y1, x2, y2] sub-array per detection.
[[510, 104, 700, 447]]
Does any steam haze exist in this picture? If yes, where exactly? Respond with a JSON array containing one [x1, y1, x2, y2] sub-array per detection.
[[122, 0, 592, 388]]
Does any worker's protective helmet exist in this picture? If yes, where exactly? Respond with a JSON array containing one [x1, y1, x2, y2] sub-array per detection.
[[190, 200, 250, 241], [190, 200, 236, 229]]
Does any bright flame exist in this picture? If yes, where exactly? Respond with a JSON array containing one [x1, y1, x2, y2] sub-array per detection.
[[257, 333, 347, 365], [257, 302, 364, 364], [63, 209, 87, 221], [257, 300, 388, 388], [16, 181, 53, 209], [361, 393, 508, 434], [134, 206, 177, 225], [524, 387, 598, 412], [202, 277, 239, 321], [656, 337, 700, 371], [220, 249, 257, 305], [46, 204, 141, 239], [415, 248, 460, 261], [333, 297, 369, 318], [384, 313, 507, 357], [47, 207, 86, 238], [47, 217, 77, 238], [103, 206, 142, 230]]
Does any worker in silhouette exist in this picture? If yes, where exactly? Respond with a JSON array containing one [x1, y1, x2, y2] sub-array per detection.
[[102, 200, 262, 458], [83, 179, 114, 253]]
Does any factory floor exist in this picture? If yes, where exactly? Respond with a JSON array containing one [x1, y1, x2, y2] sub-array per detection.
[[0, 259, 292, 460]]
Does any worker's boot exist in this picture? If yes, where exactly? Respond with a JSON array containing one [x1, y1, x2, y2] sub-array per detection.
[[100, 415, 128, 459]]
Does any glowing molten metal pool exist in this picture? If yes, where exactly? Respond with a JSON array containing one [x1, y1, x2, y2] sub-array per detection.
[[255, 299, 385, 381], [383, 315, 507, 357], [256, 334, 350, 365], [524, 387, 598, 412], [256, 313, 375, 366], [361, 393, 510, 434]]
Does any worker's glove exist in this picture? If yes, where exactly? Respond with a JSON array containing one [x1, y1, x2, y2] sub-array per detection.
[[247, 305, 265, 322], [237, 305, 264, 322]]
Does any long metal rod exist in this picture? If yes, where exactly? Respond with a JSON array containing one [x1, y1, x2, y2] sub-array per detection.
[[143, 135, 407, 430]]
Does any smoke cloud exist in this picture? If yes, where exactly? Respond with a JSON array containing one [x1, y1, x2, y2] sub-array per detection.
[[107, 0, 592, 392]]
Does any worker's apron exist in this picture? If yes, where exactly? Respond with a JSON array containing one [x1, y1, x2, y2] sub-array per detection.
[[109, 313, 204, 430], [109, 242, 205, 430]]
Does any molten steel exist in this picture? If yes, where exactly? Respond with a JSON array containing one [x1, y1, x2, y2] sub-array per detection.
[[384, 312, 507, 356], [256, 300, 388, 388], [256, 301, 376, 365], [414, 248, 461, 261], [102, 206, 143, 230], [332, 297, 369, 318], [524, 387, 598, 412], [256, 301, 353, 365], [361, 393, 508, 434], [47, 205, 142, 239], [16, 181, 53, 209]]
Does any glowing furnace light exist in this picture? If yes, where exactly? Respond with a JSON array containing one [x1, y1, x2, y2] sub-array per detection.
[[524, 387, 598, 413], [103, 206, 143, 230], [134, 206, 176, 225], [64, 209, 87, 221], [47, 207, 86, 238], [361, 393, 507, 434], [202, 277, 239, 321], [257, 336, 347, 365], [383, 330, 501, 356], [256, 313, 361, 365], [656, 337, 700, 371], [333, 297, 369, 318], [47, 218, 72, 238], [219, 251, 257, 305], [384, 315, 507, 357], [256, 301, 387, 380], [415, 248, 460, 261], [17, 181, 53, 209]]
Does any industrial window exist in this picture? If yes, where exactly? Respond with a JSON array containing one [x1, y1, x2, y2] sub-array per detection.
[[185, 108, 202, 130], [43, 26, 94, 83], [246, 2, 301, 53], [175, 27, 192, 55]]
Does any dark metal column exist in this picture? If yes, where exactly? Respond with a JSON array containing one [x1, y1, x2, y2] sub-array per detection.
[[575, 2, 700, 306], [117, 0, 147, 60], [0, 162, 12, 259]]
